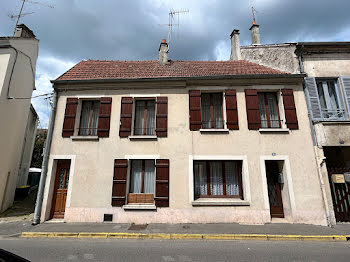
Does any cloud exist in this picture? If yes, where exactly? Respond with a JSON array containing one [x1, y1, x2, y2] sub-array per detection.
[[1, 0, 350, 127]]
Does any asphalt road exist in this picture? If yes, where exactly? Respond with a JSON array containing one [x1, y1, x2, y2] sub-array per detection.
[[0, 238, 349, 262]]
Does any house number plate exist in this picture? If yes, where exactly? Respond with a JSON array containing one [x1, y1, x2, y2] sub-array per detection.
[[332, 174, 345, 184]]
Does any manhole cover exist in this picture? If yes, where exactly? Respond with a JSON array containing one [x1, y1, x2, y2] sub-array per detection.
[[128, 224, 148, 231]]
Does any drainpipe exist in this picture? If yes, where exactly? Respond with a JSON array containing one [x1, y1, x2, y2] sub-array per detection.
[[32, 90, 57, 225], [297, 45, 332, 227]]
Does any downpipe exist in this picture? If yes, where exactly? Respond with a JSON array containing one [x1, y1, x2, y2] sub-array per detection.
[[32, 90, 57, 225]]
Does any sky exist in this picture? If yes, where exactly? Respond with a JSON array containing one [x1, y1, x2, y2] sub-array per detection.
[[1, 0, 350, 128]]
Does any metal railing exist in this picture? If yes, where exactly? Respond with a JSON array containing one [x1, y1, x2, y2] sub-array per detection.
[[201, 120, 225, 129], [134, 127, 156, 136], [260, 120, 283, 128], [321, 109, 346, 120], [78, 127, 98, 136]]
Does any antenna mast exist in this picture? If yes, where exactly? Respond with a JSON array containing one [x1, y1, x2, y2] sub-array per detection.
[[251, 6, 257, 23], [11, 0, 54, 35], [160, 8, 189, 49]]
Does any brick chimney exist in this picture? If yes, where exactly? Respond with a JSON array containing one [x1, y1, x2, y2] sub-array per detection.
[[230, 29, 241, 60], [14, 24, 36, 38], [249, 22, 260, 45], [159, 39, 169, 65]]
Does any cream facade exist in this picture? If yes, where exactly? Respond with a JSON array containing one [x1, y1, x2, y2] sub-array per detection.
[[40, 76, 328, 226], [0, 25, 39, 212]]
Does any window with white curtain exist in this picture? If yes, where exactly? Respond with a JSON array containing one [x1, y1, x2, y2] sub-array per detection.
[[316, 79, 344, 119], [134, 100, 156, 135], [201, 93, 224, 129], [79, 100, 100, 135], [258, 92, 281, 128], [130, 160, 155, 194], [194, 160, 243, 199]]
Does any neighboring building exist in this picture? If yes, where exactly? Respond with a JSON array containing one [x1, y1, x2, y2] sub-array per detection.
[[0, 25, 39, 213], [241, 23, 350, 224], [39, 33, 328, 226]]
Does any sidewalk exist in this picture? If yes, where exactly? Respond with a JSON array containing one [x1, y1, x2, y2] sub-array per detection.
[[16, 222, 350, 241]]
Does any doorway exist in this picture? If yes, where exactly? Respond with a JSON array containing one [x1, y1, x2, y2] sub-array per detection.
[[50, 160, 71, 219], [265, 161, 284, 218]]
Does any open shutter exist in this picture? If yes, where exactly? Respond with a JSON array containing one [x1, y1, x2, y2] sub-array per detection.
[[304, 77, 322, 120], [189, 90, 202, 131], [112, 159, 128, 207], [156, 97, 168, 137], [62, 98, 78, 137], [245, 89, 260, 130], [282, 89, 299, 130], [225, 89, 239, 130], [341, 77, 350, 120], [97, 97, 112, 137], [119, 97, 133, 137], [155, 159, 169, 207]]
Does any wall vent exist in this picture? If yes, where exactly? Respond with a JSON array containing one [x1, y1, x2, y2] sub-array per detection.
[[103, 214, 113, 222]]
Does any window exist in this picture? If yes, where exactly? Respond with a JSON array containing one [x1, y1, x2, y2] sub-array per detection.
[[134, 100, 156, 135], [258, 92, 281, 128], [201, 93, 224, 129], [130, 160, 155, 194], [194, 160, 243, 199], [79, 100, 100, 135], [316, 79, 344, 119]]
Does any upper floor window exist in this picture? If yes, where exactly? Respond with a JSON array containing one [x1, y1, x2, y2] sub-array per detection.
[[201, 93, 224, 129], [258, 92, 281, 128], [79, 100, 100, 136], [134, 100, 156, 136], [316, 79, 344, 120]]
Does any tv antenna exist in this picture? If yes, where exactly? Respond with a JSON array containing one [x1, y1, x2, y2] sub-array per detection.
[[160, 8, 189, 48], [251, 6, 258, 23], [10, 0, 54, 35]]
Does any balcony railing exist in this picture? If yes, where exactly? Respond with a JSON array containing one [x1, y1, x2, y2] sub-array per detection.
[[134, 127, 156, 136], [260, 120, 283, 129], [201, 120, 225, 129], [320, 109, 346, 121], [78, 127, 98, 136]]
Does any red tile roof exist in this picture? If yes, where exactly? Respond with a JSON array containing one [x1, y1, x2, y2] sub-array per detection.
[[55, 60, 289, 82]]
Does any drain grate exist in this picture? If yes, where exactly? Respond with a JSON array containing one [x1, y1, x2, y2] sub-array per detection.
[[128, 224, 148, 231]]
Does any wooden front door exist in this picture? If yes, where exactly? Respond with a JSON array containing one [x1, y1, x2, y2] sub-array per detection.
[[266, 161, 284, 218], [51, 160, 71, 219]]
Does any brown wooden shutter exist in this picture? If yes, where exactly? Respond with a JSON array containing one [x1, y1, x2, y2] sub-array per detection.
[[189, 90, 202, 131], [119, 97, 133, 137], [225, 89, 239, 130], [97, 97, 112, 137], [112, 159, 128, 207], [245, 89, 260, 130], [156, 97, 168, 137], [62, 98, 78, 137], [155, 159, 169, 207], [282, 89, 299, 130]]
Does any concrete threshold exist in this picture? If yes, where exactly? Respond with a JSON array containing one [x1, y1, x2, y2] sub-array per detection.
[[21, 232, 350, 242]]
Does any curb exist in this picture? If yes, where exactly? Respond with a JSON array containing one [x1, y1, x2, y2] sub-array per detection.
[[21, 232, 350, 242]]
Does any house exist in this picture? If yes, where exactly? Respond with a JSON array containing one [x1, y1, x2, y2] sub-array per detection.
[[0, 25, 39, 213], [37, 32, 327, 226], [240, 23, 350, 225]]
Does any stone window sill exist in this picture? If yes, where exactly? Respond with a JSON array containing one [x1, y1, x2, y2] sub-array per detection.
[[129, 136, 158, 140], [71, 136, 99, 141], [192, 199, 250, 206], [122, 204, 157, 210], [259, 128, 290, 133], [200, 129, 229, 133]]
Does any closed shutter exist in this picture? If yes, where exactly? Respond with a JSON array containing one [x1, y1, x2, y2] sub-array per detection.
[[304, 77, 322, 120], [119, 97, 133, 137], [245, 89, 260, 130], [62, 98, 78, 137], [282, 89, 299, 130], [225, 89, 239, 130], [155, 159, 169, 207], [341, 77, 350, 120], [112, 159, 128, 207], [189, 90, 202, 131], [156, 97, 168, 137], [97, 97, 112, 137]]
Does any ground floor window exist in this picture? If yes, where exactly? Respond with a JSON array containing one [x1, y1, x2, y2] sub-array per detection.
[[194, 160, 243, 199]]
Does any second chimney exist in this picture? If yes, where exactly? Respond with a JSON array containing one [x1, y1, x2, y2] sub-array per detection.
[[159, 39, 169, 65], [249, 22, 261, 45], [230, 29, 241, 60]]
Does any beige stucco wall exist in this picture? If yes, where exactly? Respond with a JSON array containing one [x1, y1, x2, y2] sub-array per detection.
[[0, 38, 38, 212], [41, 80, 327, 225]]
